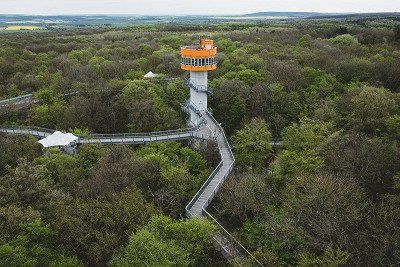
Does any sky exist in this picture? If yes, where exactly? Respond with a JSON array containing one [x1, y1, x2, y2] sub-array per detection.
[[0, 0, 399, 15]]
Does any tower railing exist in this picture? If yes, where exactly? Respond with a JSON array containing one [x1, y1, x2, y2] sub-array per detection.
[[185, 79, 213, 94]]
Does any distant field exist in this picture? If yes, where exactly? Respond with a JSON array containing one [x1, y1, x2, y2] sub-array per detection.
[[3, 26, 43, 31]]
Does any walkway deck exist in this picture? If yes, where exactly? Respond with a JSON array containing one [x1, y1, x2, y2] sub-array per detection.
[[0, 91, 263, 266]]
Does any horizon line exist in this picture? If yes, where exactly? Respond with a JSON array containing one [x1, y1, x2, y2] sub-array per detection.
[[1, 11, 399, 17]]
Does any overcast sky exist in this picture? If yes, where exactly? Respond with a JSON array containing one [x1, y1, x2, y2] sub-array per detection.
[[0, 0, 399, 15]]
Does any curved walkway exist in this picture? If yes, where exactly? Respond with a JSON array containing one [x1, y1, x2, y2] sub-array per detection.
[[0, 91, 263, 266], [0, 124, 208, 145]]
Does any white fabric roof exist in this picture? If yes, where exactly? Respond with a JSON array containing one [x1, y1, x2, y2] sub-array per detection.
[[144, 71, 157, 78], [38, 131, 79, 148]]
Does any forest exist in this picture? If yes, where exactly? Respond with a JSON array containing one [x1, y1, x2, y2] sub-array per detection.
[[0, 19, 400, 266]]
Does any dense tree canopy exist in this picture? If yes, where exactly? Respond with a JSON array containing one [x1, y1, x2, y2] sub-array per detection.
[[1, 18, 400, 266]]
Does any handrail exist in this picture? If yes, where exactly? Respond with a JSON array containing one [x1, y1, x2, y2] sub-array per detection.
[[0, 94, 34, 107], [0, 125, 56, 134], [185, 79, 213, 94], [0, 83, 263, 265], [185, 161, 223, 216], [184, 109, 263, 266], [0, 89, 121, 109], [86, 127, 196, 138], [205, 110, 235, 161], [203, 210, 263, 266]]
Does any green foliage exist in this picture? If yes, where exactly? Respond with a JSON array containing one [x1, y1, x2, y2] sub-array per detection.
[[348, 86, 397, 134], [284, 174, 367, 254], [0, 160, 66, 220], [1, 22, 400, 267], [328, 34, 359, 45], [242, 208, 308, 266], [385, 115, 400, 141], [29, 101, 65, 129], [0, 135, 42, 173], [137, 142, 207, 202], [212, 79, 248, 134], [282, 118, 334, 152], [273, 118, 334, 180], [124, 69, 145, 80], [321, 133, 399, 198], [53, 186, 156, 266], [335, 58, 373, 83], [300, 67, 341, 103], [297, 246, 350, 267], [34, 153, 84, 193], [110, 215, 218, 267], [34, 86, 60, 104], [236, 69, 263, 86], [275, 150, 325, 179], [233, 118, 272, 172], [0, 219, 81, 267], [267, 83, 304, 135], [71, 128, 90, 137], [120, 79, 180, 132], [214, 173, 273, 223], [110, 229, 190, 267], [298, 34, 312, 47], [76, 144, 106, 176]]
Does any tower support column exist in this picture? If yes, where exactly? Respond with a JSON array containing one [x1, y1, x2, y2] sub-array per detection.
[[189, 71, 208, 125]]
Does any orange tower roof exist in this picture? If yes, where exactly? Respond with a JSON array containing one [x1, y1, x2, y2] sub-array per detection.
[[180, 39, 217, 71]]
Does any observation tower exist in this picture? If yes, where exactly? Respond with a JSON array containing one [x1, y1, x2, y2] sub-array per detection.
[[181, 39, 217, 125]]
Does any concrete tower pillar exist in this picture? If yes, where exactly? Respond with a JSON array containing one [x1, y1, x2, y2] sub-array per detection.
[[189, 71, 208, 124]]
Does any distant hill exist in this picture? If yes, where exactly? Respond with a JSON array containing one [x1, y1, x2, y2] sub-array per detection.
[[244, 12, 326, 18], [243, 12, 400, 20], [308, 12, 400, 20]]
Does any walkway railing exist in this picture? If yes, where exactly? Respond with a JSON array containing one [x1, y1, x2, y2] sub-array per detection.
[[0, 94, 34, 107], [185, 161, 224, 217], [0, 125, 55, 138], [185, 110, 263, 266], [185, 79, 213, 94], [203, 210, 263, 266], [0, 89, 264, 265]]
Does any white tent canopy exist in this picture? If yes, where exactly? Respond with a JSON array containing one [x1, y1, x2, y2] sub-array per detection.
[[144, 71, 157, 78], [38, 131, 79, 148]]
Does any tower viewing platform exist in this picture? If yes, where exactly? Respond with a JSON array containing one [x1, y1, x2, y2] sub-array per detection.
[[181, 39, 217, 126], [180, 39, 217, 71]]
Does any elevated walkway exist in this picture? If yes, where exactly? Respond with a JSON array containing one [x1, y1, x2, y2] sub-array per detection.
[[0, 124, 208, 145], [0, 90, 264, 266]]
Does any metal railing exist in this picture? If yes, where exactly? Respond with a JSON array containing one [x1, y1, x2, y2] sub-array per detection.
[[183, 101, 202, 117], [205, 111, 235, 161], [0, 94, 34, 107], [0, 125, 55, 138], [0, 83, 263, 265], [203, 210, 263, 266], [0, 89, 117, 109], [185, 161, 224, 217], [184, 109, 263, 266], [86, 127, 197, 139], [185, 79, 213, 94]]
